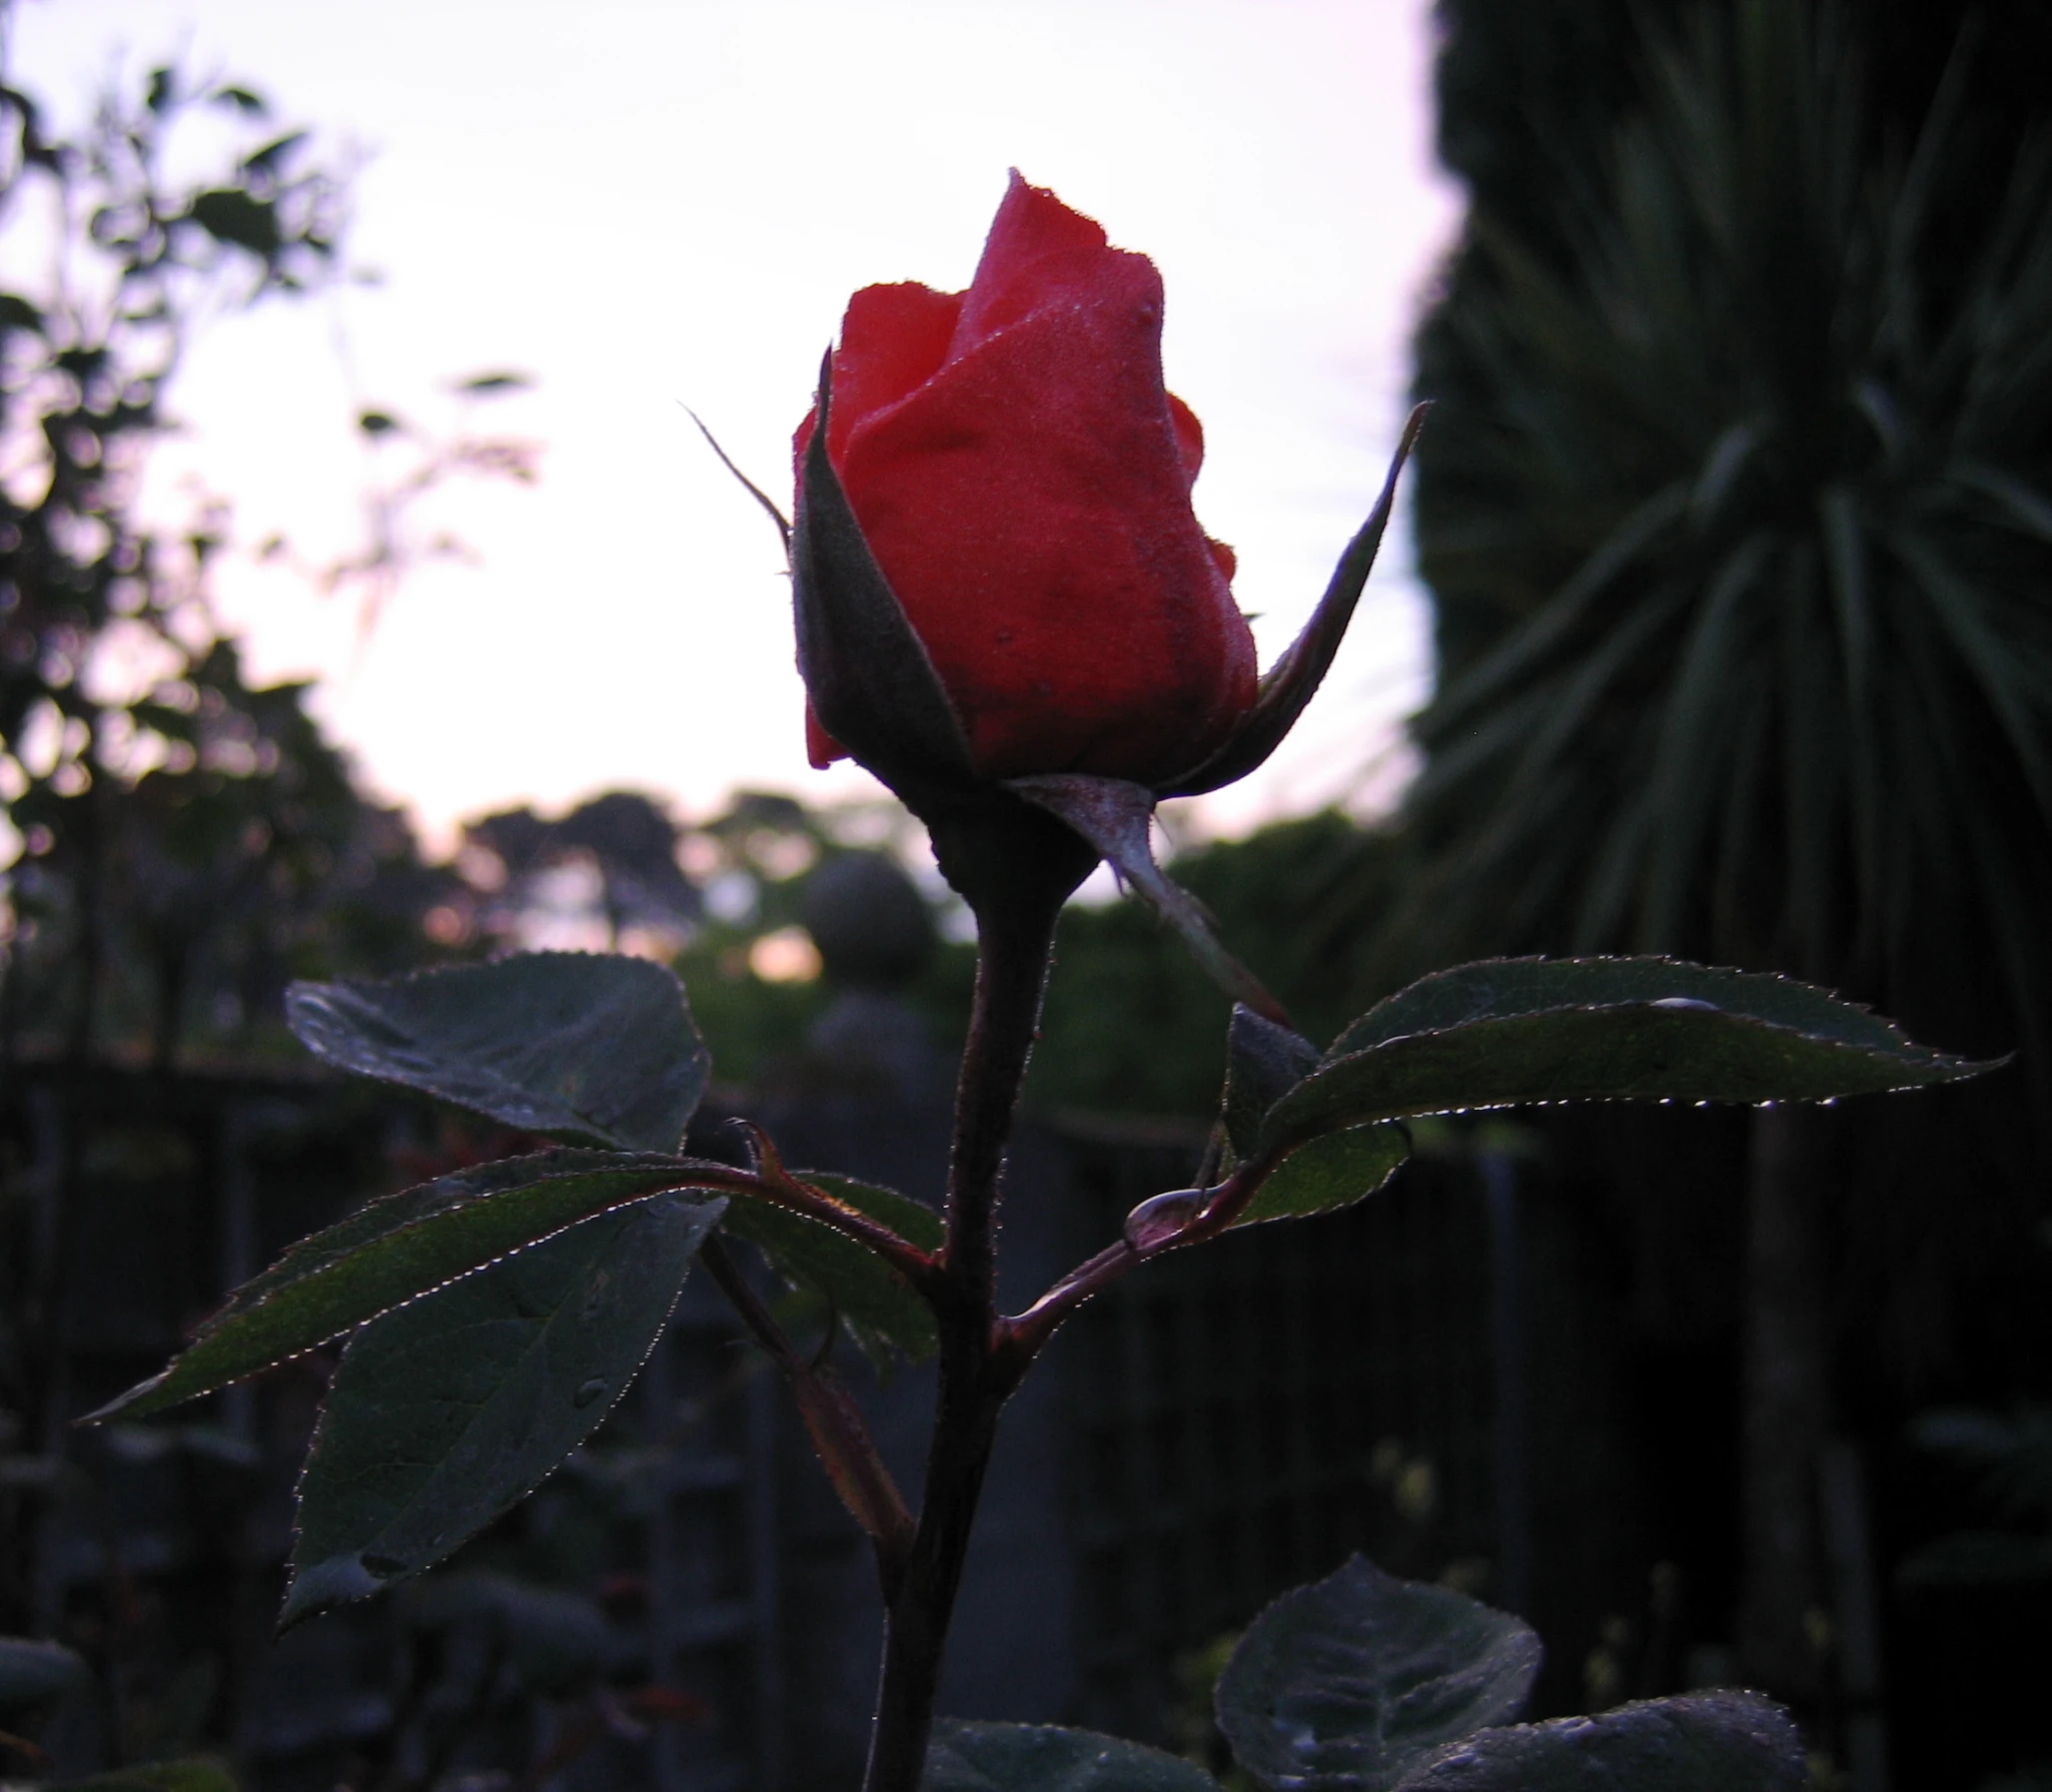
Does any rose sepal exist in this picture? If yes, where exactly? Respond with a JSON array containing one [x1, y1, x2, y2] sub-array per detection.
[[687, 408, 791, 551], [1005, 772, 1291, 1026], [792, 354, 978, 795], [1001, 414, 1427, 1020], [1158, 403, 1430, 798]]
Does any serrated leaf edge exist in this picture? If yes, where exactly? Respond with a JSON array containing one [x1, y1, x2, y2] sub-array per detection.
[[1260, 1002, 1994, 1158], [287, 951, 708, 1152], [83, 1159, 732, 1422], [280, 1197, 722, 1627]]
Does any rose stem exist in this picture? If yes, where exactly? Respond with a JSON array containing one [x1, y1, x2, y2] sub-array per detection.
[[996, 1151, 1280, 1372], [859, 860, 1071, 1792]]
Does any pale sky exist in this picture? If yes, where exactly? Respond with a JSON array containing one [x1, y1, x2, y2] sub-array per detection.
[[12, 0, 1462, 851]]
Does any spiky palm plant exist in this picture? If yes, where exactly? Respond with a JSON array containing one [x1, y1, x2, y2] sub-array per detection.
[[1403, 0, 2052, 1057]]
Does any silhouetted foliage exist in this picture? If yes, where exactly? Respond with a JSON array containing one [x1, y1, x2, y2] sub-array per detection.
[[1396, 0, 2052, 1773], [0, 53, 483, 1068], [1404, 0, 2052, 1063]]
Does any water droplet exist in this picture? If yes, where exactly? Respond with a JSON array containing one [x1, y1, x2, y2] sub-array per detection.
[[361, 1552, 406, 1579], [1123, 1188, 1207, 1253], [1651, 996, 1718, 1012], [572, 1376, 608, 1409]]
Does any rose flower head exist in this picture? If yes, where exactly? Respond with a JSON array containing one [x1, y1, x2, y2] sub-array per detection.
[[787, 172, 1420, 968], [793, 173, 1259, 792]]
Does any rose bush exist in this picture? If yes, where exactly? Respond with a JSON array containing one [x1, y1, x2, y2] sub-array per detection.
[[795, 173, 1259, 786]]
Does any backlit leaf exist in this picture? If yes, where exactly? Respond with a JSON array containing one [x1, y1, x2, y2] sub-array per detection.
[[288, 952, 709, 1152], [721, 1190, 937, 1366], [85, 1153, 725, 1421], [924, 1721, 1220, 1792], [1224, 1005, 1322, 1158], [1265, 957, 1988, 1155], [1391, 1692, 1804, 1792], [1216, 1556, 1540, 1792], [1331, 957, 1935, 1059], [1237, 1126, 1410, 1228], [283, 1196, 720, 1625], [802, 1171, 944, 1253]]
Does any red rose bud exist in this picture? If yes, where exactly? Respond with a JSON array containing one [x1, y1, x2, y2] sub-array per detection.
[[794, 174, 1260, 789], [787, 174, 1421, 978]]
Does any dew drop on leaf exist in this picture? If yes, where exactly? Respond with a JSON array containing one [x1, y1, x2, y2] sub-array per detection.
[[572, 1376, 608, 1409]]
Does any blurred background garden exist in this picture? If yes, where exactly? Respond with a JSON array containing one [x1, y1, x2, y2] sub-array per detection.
[[3, 1, 2050, 1790]]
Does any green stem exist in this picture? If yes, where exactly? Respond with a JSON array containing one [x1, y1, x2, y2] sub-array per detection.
[[858, 856, 1073, 1792]]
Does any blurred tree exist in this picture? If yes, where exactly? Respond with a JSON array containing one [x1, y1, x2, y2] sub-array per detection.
[[8, 633, 466, 1068], [0, 49, 478, 1067], [465, 789, 699, 952], [454, 788, 951, 1089], [1398, 0, 2052, 1739], [671, 790, 972, 1089], [262, 369, 542, 639]]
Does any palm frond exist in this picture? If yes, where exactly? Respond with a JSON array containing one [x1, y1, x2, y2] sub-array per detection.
[[1397, 0, 2052, 1060]]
